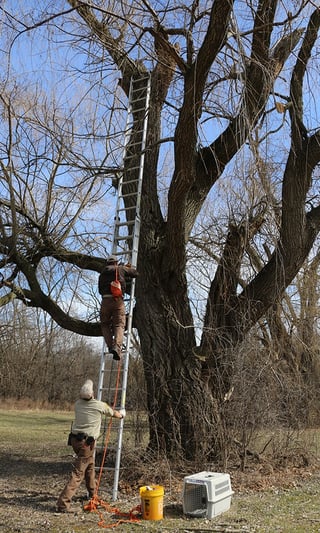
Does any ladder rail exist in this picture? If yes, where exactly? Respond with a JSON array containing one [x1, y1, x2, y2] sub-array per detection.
[[112, 277, 137, 499]]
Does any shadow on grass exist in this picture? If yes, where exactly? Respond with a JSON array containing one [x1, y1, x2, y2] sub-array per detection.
[[0, 452, 71, 477], [0, 489, 58, 513]]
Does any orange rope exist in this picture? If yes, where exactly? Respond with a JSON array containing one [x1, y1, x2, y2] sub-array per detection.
[[84, 358, 142, 528], [83, 496, 142, 528]]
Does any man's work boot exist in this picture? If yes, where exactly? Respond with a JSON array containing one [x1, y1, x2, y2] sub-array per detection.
[[110, 348, 120, 361]]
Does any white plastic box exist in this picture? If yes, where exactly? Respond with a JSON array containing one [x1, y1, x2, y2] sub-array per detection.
[[182, 471, 233, 519]]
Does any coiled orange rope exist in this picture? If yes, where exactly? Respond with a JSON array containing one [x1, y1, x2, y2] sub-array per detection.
[[83, 495, 141, 529]]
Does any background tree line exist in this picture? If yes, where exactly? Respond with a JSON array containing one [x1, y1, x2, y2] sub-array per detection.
[[0, 303, 146, 411]]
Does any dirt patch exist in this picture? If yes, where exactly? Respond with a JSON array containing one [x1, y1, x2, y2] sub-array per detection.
[[1, 447, 320, 532]]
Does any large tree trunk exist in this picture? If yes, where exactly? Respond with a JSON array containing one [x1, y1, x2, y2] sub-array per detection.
[[135, 278, 226, 460]]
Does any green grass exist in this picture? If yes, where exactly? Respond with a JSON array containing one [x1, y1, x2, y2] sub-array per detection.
[[0, 408, 73, 457], [230, 486, 320, 532]]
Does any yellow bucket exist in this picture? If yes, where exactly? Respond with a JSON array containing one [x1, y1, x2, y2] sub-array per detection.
[[140, 485, 164, 520]]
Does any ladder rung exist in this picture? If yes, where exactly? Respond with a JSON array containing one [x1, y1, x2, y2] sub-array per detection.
[[132, 75, 150, 83], [115, 220, 135, 227], [119, 178, 140, 186], [131, 89, 148, 97], [132, 106, 148, 113], [122, 167, 141, 174], [115, 234, 133, 241], [125, 127, 145, 137], [131, 92, 148, 99], [120, 167, 141, 175], [120, 192, 139, 199], [125, 140, 144, 150], [117, 206, 139, 213], [131, 87, 149, 94], [122, 154, 141, 162]]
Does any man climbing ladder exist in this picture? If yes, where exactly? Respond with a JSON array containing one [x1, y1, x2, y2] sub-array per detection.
[[98, 255, 138, 360]]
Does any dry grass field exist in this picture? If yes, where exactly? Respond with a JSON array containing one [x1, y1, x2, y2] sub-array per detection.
[[0, 406, 320, 532]]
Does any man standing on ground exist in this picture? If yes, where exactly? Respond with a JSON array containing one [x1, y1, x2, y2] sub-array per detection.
[[56, 379, 124, 513], [98, 255, 138, 360]]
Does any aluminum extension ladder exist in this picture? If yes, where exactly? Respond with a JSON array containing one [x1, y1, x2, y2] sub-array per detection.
[[96, 74, 151, 501]]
